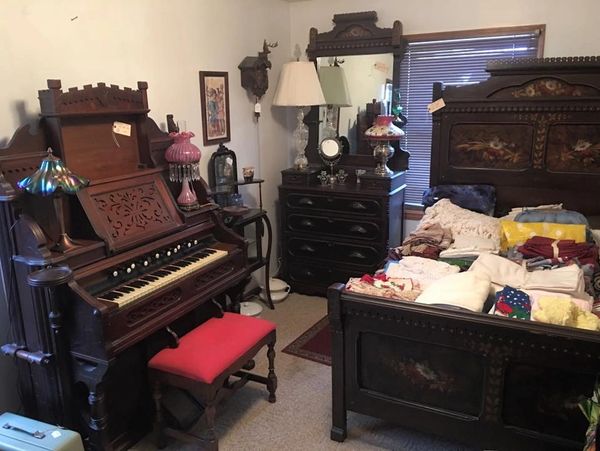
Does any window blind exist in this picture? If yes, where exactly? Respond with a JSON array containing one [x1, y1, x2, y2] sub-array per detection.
[[398, 30, 542, 205]]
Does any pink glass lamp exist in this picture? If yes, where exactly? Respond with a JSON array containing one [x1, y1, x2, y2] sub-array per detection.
[[165, 131, 202, 211], [364, 115, 405, 176]]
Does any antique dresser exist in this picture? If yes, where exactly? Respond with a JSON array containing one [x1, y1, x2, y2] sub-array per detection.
[[279, 169, 405, 295]]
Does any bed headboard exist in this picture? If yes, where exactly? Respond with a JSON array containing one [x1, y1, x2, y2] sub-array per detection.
[[430, 56, 600, 217]]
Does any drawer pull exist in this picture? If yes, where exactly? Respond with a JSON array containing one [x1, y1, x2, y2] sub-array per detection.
[[298, 197, 315, 206], [299, 244, 316, 253], [300, 219, 315, 228], [349, 225, 368, 235], [349, 251, 367, 260], [350, 201, 367, 210]]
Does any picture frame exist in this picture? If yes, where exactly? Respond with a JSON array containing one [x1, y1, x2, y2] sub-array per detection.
[[199, 71, 231, 146]]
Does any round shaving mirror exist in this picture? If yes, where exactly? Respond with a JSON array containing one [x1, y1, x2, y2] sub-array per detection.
[[319, 137, 342, 162]]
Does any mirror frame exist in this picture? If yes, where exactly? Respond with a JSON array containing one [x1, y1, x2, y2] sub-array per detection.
[[319, 137, 343, 162], [306, 11, 407, 170]]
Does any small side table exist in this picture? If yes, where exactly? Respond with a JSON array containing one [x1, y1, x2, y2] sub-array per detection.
[[224, 208, 273, 309]]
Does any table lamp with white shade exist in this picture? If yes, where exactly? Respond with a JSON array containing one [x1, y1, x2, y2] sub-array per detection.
[[273, 61, 325, 170]]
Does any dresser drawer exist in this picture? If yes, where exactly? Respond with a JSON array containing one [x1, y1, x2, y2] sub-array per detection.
[[286, 213, 380, 240], [286, 236, 382, 266], [287, 261, 365, 287], [286, 193, 382, 216]]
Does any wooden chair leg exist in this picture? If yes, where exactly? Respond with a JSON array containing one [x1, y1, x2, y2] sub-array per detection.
[[203, 403, 218, 450], [266, 340, 277, 403], [152, 380, 167, 449]]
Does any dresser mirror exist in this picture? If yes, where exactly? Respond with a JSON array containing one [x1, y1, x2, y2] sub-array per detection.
[[306, 11, 408, 171], [317, 53, 394, 155]]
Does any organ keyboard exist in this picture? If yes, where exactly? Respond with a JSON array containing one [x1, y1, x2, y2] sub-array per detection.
[[95, 245, 227, 308], [0, 80, 250, 450]]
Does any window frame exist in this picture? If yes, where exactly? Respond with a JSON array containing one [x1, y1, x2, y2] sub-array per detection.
[[401, 24, 545, 218]]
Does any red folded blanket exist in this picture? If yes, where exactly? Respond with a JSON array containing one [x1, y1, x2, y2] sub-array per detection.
[[517, 236, 598, 267]]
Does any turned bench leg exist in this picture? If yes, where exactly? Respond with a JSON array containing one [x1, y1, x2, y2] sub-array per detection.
[[152, 380, 167, 449], [267, 339, 277, 403]]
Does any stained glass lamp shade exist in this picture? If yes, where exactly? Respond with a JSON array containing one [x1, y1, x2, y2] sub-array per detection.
[[17, 148, 89, 252]]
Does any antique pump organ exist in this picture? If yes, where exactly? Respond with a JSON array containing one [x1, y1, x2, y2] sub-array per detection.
[[0, 80, 249, 450]]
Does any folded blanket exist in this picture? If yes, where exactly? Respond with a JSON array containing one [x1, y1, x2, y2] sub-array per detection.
[[468, 253, 591, 301], [420, 199, 500, 245], [532, 296, 600, 331], [500, 220, 586, 250], [517, 236, 598, 267], [385, 256, 460, 290], [390, 222, 452, 260], [439, 233, 499, 258], [416, 271, 491, 312]]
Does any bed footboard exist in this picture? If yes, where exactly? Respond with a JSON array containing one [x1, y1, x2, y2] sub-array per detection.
[[328, 283, 600, 450]]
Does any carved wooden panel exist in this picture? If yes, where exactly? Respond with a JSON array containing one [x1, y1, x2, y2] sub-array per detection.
[[126, 288, 182, 326], [39, 80, 149, 116], [449, 124, 533, 169], [546, 124, 600, 173], [77, 171, 183, 252], [490, 78, 600, 99]]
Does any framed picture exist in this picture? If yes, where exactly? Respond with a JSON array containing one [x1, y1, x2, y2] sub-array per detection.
[[199, 71, 231, 145]]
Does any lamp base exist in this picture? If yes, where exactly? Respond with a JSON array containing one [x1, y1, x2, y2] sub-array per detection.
[[373, 143, 395, 177], [52, 233, 82, 253], [293, 153, 309, 170]]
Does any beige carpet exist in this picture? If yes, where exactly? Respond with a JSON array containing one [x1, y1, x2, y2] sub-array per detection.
[[133, 293, 471, 451]]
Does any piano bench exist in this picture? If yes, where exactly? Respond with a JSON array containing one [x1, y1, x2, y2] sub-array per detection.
[[148, 312, 277, 450]]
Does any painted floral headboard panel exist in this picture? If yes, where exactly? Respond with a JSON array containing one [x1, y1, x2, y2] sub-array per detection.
[[430, 57, 600, 216]]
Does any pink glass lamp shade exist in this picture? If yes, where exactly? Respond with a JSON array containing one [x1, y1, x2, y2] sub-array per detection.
[[364, 115, 405, 176], [165, 131, 202, 211]]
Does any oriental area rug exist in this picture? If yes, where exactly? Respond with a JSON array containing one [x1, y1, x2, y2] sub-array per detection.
[[282, 316, 331, 366]]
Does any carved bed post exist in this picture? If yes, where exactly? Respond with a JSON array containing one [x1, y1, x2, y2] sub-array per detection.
[[328, 283, 347, 442]]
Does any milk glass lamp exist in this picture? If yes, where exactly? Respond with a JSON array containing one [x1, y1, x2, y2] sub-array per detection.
[[365, 115, 404, 176], [273, 61, 325, 170], [17, 148, 89, 252]]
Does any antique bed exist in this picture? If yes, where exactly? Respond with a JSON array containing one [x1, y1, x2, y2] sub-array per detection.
[[327, 57, 600, 451]]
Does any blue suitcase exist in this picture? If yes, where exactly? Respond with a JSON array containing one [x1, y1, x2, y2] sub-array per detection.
[[0, 412, 84, 451]]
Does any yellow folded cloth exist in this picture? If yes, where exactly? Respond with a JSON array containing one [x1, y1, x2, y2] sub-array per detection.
[[532, 296, 600, 331], [500, 220, 586, 251]]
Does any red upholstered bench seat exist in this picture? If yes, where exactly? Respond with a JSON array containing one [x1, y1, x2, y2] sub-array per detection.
[[148, 313, 276, 384]]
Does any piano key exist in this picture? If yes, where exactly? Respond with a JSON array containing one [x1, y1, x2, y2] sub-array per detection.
[[100, 248, 228, 308]]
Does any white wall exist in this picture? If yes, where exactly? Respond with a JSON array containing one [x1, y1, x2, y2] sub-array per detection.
[[0, 0, 291, 414]]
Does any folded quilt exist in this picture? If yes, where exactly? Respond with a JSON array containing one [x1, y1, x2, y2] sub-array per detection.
[[469, 253, 591, 301], [346, 273, 420, 301]]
